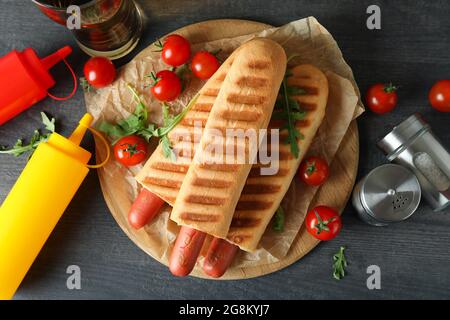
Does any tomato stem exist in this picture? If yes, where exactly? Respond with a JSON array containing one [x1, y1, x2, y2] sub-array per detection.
[[306, 161, 316, 176], [314, 210, 336, 234], [384, 83, 398, 93]]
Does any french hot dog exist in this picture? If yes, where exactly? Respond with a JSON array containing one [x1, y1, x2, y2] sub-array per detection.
[[169, 226, 207, 277], [128, 188, 165, 229], [203, 238, 239, 278], [170, 38, 287, 239]]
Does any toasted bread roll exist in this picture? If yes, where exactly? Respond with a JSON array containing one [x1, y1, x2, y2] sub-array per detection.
[[135, 48, 241, 203], [226, 64, 329, 251], [170, 39, 287, 239]]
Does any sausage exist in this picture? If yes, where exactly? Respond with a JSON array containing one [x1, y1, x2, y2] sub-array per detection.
[[169, 226, 206, 277], [203, 237, 239, 278], [128, 188, 165, 229]]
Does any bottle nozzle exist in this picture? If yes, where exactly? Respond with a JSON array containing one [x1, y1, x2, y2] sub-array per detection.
[[40, 45, 73, 70], [69, 113, 94, 145]]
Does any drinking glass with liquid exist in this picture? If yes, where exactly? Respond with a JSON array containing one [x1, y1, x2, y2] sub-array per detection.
[[32, 0, 144, 60]]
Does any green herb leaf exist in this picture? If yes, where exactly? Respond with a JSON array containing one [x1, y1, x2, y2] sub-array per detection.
[[332, 246, 348, 280], [0, 112, 55, 157], [98, 84, 152, 144], [273, 206, 285, 232], [41, 112, 55, 132], [153, 39, 163, 52], [160, 135, 176, 161], [286, 86, 307, 96], [80, 77, 94, 93], [275, 71, 308, 159]]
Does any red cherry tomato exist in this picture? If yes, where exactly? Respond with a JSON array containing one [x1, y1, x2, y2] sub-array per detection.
[[305, 206, 342, 241], [161, 34, 191, 67], [113, 135, 148, 167], [299, 156, 329, 186], [429, 80, 450, 112], [365, 83, 398, 114], [83, 56, 116, 88], [190, 51, 220, 80], [150, 70, 182, 102]]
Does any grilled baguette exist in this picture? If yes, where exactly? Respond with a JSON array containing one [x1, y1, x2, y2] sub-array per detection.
[[136, 53, 328, 252], [135, 48, 242, 204], [170, 39, 287, 239], [226, 64, 329, 251]]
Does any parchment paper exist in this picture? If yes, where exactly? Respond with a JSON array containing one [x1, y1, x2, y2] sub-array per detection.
[[85, 17, 364, 270]]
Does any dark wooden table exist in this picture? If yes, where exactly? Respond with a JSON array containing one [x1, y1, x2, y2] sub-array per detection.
[[1, 0, 449, 300]]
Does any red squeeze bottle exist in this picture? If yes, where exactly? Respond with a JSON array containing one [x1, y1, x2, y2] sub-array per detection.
[[0, 46, 73, 125]]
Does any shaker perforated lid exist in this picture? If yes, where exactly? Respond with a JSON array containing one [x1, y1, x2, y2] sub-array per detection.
[[360, 164, 421, 223]]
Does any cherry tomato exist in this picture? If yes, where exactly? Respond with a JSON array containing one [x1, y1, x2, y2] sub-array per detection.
[[299, 156, 329, 186], [113, 135, 148, 166], [150, 70, 182, 102], [83, 56, 116, 88], [365, 83, 398, 114], [190, 51, 220, 80], [161, 34, 191, 67], [429, 80, 450, 112], [305, 206, 342, 241]]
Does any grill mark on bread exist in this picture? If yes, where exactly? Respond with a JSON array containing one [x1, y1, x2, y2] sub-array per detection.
[[143, 177, 181, 189], [216, 73, 226, 81], [198, 163, 240, 172], [269, 118, 311, 128], [248, 167, 289, 177], [203, 88, 220, 96], [220, 109, 262, 121], [247, 60, 271, 69], [241, 184, 281, 194], [192, 177, 232, 188], [191, 103, 214, 112], [297, 102, 317, 111], [231, 217, 261, 228], [296, 86, 319, 95], [236, 200, 273, 210], [236, 76, 269, 88], [227, 93, 266, 105], [151, 162, 189, 173], [180, 117, 208, 127], [180, 212, 220, 222], [185, 194, 226, 205]]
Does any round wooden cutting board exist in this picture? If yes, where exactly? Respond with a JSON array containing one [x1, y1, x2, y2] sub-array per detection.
[[97, 19, 359, 280]]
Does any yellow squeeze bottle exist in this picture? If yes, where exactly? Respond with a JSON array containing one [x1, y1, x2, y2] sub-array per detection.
[[0, 113, 105, 300]]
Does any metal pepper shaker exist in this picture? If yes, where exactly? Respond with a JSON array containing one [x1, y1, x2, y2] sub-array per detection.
[[378, 113, 450, 212], [352, 164, 422, 226]]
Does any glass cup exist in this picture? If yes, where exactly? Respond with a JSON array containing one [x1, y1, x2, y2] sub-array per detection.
[[32, 0, 144, 60]]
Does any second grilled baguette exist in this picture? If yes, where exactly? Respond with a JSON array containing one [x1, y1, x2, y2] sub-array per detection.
[[170, 38, 287, 238]]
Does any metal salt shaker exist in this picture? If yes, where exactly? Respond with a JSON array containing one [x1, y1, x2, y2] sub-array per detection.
[[352, 164, 422, 226], [378, 113, 450, 212]]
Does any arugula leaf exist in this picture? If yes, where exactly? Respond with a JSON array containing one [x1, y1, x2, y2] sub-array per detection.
[[273, 206, 285, 232], [333, 246, 348, 280], [152, 95, 198, 161], [98, 83, 198, 160], [98, 84, 152, 144], [41, 112, 55, 132], [287, 86, 307, 96], [276, 72, 307, 158], [0, 112, 56, 157], [160, 135, 176, 162]]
